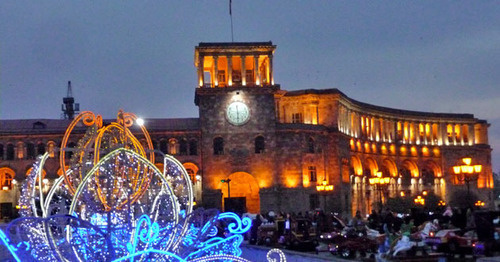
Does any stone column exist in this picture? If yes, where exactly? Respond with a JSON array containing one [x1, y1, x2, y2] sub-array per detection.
[[198, 55, 204, 87], [254, 55, 260, 85], [468, 124, 474, 145], [227, 55, 233, 86], [241, 55, 246, 86], [213, 56, 219, 87], [269, 54, 274, 85]]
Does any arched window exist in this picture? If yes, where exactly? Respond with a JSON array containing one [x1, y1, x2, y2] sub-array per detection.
[[213, 137, 224, 155], [26, 142, 36, 159], [307, 137, 315, 153], [6, 144, 15, 160], [0, 168, 15, 190], [159, 140, 168, 154], [16, 141, 24, 159], [168, 138, 179, 155], [189, 139, 198, 156], [179, 139, 188, 155], [37, 142, 46, 156], [0, 144, 4, 160], [47, 141, 57, 158], [255, 136, 265, 154]]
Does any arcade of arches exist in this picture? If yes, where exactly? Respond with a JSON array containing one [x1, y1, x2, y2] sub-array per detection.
[[350, 156, 445, 215]]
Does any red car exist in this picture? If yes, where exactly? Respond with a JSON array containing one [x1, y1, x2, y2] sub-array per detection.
[[424, 228, 478, 256]]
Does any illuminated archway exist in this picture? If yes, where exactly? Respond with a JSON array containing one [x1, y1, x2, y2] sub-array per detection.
[[400, 160, 420, 194], [364, 157, 379, 177], [223, 172, 260, 214], [381, 159, 398, 196], [182, 162, 199, 184], [422, 160, 445, 198], [351, 156, 363, 176]]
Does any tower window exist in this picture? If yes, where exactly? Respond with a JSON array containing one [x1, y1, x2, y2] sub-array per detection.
[[255, 136, 265, 154], [213, 137, 224, 155]]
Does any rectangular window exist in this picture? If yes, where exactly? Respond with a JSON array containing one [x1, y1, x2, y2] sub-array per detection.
[[292, 113, 303, 123], [309, 166, 317, 182], [218, 71, 226, 86]]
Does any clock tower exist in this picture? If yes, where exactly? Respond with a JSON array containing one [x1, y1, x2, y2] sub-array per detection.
[[194, 42, 280, 213]]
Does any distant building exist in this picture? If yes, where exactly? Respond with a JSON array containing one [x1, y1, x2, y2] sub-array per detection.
[[0, 42, 494, 219]]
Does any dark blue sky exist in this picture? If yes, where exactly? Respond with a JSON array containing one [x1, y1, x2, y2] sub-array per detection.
[[1, 1, 499, 172]]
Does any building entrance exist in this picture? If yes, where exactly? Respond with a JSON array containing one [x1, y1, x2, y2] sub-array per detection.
[[222, 172, 260, 214]]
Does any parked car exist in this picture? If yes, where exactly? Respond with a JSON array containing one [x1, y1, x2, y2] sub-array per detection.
[[424, 228, 479, 256]]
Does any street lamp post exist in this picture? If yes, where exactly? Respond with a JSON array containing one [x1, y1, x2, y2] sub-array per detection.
[[316, 179, 334, 211], [369, 172, 390, 208], [452, 157, 482, 198], [221, 179, 232, 198]]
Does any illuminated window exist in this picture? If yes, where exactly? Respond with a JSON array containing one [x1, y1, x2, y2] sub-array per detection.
[[292, 113, 303, 123], [255, 136, 265, 154], [307, 137, 315, 153], [0, 169, 14, 190], [168, 138, 179, 155], [189, 139, 198, 156], [419, 124, 425, 142], [454, 124, 461, 142], [213, 137, 224, 155], [397, 122, 403, 142], [309, 166, 317, 182], [447, 124, 453, 143], [462, 125, 469, 143], [218, 71, 226, 85], [245, 70, 254, 84], [16, 141, 24, 159]]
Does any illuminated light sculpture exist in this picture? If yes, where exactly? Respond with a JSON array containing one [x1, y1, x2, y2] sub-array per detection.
[[0, 110, 286, 262]]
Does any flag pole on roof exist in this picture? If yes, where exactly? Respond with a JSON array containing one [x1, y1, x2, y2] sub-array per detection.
[[230, 0, 234, 42]]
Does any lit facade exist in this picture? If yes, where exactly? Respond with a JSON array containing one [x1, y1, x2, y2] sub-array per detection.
[[0, 42, 493, 218]]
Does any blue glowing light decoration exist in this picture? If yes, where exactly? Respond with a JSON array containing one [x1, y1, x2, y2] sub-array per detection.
[[0, 111, 287, 261]]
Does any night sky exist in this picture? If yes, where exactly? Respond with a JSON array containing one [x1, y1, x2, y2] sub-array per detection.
[[1, 1, 499, 173]]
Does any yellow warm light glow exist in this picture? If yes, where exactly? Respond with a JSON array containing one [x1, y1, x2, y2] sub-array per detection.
[[474, 165, 482, 173], [316, 180, 334, 191], [400, 191, 405, 197], [453, 166, 461, 174], [462, 157, 472, 165]]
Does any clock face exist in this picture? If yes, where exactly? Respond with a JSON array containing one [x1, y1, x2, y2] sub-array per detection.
[[226, 101, 250, 125]]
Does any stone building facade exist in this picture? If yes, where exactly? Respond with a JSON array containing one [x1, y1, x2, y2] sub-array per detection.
[[0, 42, 494, 219]]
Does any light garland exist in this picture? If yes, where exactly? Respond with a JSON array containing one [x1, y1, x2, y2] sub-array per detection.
[[0, 110, 287, 262]]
